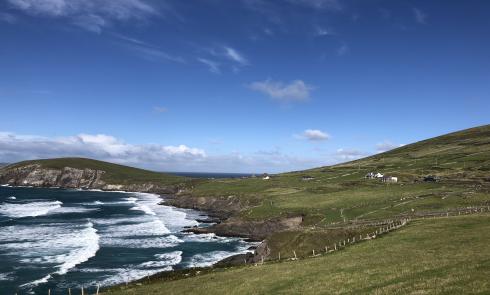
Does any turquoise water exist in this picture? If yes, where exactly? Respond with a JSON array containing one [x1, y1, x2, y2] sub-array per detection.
[[0, 186, 253, 294]]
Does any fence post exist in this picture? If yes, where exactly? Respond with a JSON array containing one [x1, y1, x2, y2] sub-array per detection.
[[325, 246, 328, 253], [312, 249, 315, 256], [278, 252, 281, 261], [48, 289, 51, 295], [81, 287, 84, 295], [96, 285, 100, 295], [293, 251, 297, 259], [68, 288, 71, 295]]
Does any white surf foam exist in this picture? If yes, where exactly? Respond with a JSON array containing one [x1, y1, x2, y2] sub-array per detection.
[[6, 222, 100, 288], [0, 272, 14, 281], [128, 193, 198, 231], [81, 200, 104, 206], [0, 200, 62, 218], [187, 251, 239, 268], [139, 251, 183, 268], [100, 219, 171, 238], [130, 204, 156, 215], [84, 267, 173, 287], [7, 196, 16, 200], [101, 235, 182, 248]]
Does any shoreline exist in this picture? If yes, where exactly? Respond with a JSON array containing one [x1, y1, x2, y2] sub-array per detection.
[[0, 184, 261, 291]]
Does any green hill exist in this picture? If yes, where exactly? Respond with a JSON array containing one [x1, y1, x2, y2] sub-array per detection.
[[2, 157, 186, 186], [104, 215, 490, 295], [188, 124, 490, 223]]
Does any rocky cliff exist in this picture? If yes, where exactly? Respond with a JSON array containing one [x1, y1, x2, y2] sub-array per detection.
[[0, 164, 177, 193]]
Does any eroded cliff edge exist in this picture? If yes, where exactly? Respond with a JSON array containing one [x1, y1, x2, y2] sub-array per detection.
[[0, 164, 177, 193]]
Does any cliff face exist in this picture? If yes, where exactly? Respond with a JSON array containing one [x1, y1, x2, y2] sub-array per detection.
[[0, 164, 177, 193]]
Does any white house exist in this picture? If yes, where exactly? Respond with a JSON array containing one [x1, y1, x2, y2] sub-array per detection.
[[381, 176, 398, 183]]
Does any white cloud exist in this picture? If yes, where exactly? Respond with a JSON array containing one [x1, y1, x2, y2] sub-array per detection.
[[335, 148, 367, 160], [249, 79, 313, 103], [7, 0, 159, 32], [376, 141, 405, 153], [0, 132, 206, 170], [0, 131, 380, 173], [0, 131, 335, 173], [223, 47, 248, 65], [302, 129, 330, 141], [197, 58, 221, 74], [413, 8, 427, 25]]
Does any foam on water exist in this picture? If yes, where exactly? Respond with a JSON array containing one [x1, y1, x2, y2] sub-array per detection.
[[139, 251, 183, 268], [187, 251, 239, 268], [0, 272, 14, 281], [86, 267, 173, 287], [14, 222, 100, 287], [101, 235, 183, 248], [130, 203, 156, 215], [0, 200, 62, 218], [0, 187, 256, 292]]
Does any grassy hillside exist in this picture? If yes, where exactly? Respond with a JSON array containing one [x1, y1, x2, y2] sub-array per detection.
[[4, 157, 186, 185], [105, 214, 490, 294], [189, 125, 490, 225]]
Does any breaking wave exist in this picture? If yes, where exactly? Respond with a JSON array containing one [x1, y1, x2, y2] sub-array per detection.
[[0, 200, 62, 218]]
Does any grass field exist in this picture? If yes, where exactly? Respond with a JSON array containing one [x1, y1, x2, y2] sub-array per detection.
[[104, 214, 490, 295]]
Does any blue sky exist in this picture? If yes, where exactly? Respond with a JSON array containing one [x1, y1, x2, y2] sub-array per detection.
[[0, 0, 489, 173]]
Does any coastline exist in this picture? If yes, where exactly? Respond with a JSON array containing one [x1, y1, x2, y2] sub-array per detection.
[[0, 184, 261, 292]]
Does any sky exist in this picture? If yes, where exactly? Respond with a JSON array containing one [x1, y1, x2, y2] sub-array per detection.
[[0, 0, 489, 173]]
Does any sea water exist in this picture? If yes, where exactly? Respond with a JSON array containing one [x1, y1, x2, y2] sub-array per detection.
[[0, 186, 254, 294]]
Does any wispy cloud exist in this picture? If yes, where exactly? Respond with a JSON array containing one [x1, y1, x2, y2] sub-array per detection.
[[376, 140, 405, 153], [287, 0, 342, 10], [337, 43, 349, 56], [124, 42, 185, 64], [197, 58, 221, 74], [314, 26, 335, 36], [223, 46, 248, 65], [0, 12, 17, 24], [335, 148, 367, 160], [195, 45, 248, 73], [7, 0, 159, 33], [300, 129, 330, 141], [249, 79, 313, 103], [412, 8, 427, 25]]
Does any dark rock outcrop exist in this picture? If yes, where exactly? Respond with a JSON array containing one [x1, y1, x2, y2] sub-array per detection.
[[184, 216, 303, 241]]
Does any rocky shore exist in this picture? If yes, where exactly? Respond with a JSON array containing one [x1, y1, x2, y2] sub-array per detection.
[[0, 164, 303, 266]]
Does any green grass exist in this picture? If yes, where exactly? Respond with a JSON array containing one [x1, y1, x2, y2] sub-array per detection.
[[4, 157, 186, 185], [187, 124, 490, 224], [104, 215, 490, 294]]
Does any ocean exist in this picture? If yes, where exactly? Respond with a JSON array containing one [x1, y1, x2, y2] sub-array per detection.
[[0, 186, 254, 294]]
